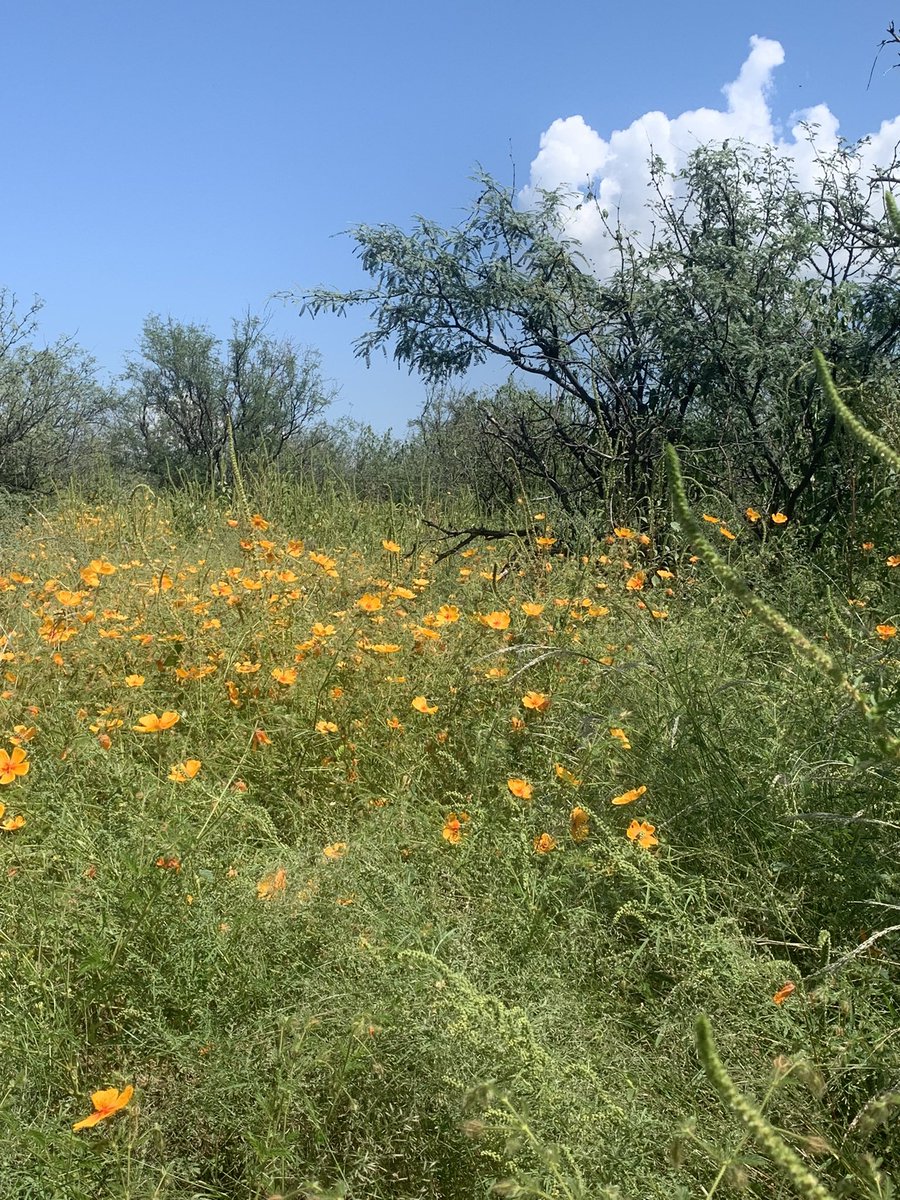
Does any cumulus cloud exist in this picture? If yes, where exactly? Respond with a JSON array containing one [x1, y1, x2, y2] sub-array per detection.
[[520, 36, 900, 272]]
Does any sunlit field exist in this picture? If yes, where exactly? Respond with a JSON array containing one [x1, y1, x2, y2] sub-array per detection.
[[1, 480, 897, 1200]]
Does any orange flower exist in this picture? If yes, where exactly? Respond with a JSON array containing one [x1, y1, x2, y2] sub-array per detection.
[[626, 819, 658, 849], [624, 571, 645, 591], [322, 841, 348, 860], [1, 810, 25, 831], [168, 759, 201, 782], [381, 539, 401, 553], [133, 705, 182, 734], [271, 667, 298, 685], [745, 507, 760, 522], [610, 727, 631, 750], [250, 513, 269, 530], [522, 691, 550, 712], [701, 513, 721, 524], [554, 763, 581, 788], [718, 527, 736, 541], [72, 1085, 134, 1131], [771, 512, 788, 525], [535, 536, 557, 548], [507, 777, 533, 800], [0, 746, 30, 784], [357, 593, 383, 612], [532, 832, 557, 854], [886, 554, 900, 568], [510, 716, 525, 733], [411, 695, 438, 715], [155, 855, 181, 871], [124, 674, 145, 688], [257, 867, 287, 899], [876, 624, 897, 640], [442, 812, 470, 844], [477, 610, 511, 630], [521, 601, 545, 617], [613, 527, 634, 539], [569, 807, 590, 843], [773, 981, 796, 1005], [315, 720, 339, 734], [252, 728, 272, 746], [611, 784, 646, 805]]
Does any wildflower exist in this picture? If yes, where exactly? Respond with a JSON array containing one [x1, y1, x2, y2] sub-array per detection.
[[235, 660, 260, 674], [168, 759, 201, 782], [626, 819, 658, 849], [411, 695, 438, 715], [366, 642, 401, 654], [132, 711, 180, 734], [771, 512, 788, 525], [610, 727, 631, 750], [745, 507, 760, 522], [1, 809, 25, 830], [381, 539, 401, 553], [887, 555, 900, 568], [876, 624, 897, 640], [0, 747, 29, 784], [155, 856, 181, 871], [701, 513, 720, 524], [322, 841, 348, 860], [271, 667, 298, 685], [442, 812, 470, 844], [357, 593, 383, 612], [611, 784, 647, 806], [624, 571, 645, 591], [72, 1085, 134, 1131], [386, 716, 403, 731], [315, 720, 339, 734], [651, 609, 669, 620], [535, 536, 557, 548], [252, 728, 272, 747], [554, 763, 581, 787], [569, 807, 590, 842], [862, 541, 875, 551], [656, 569, 675, 580], [533, 832, 557, 854], [507, 777, 533, 800], [436, 604, 460, 623], [773, 981, 796, 1006], [311, 622, 336, 638], [257, 867, 287, 899], [250, 513, 269, 530], [613, 527, 634, 539], [124, 674, 144, 687], [718, 527, 736, 541], [510, 716, 525, 733], [478, 610, 511, 630], [521, 601, 545, 617], [522, 691, 550, 713]]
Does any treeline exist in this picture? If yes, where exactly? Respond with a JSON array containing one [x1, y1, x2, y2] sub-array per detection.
[[4, 139, 900, 548]]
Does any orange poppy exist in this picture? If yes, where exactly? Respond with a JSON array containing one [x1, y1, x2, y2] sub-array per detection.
[[0, 747, 29, 784], [569, 807, 590, 843], [507, 777, 533, 800], [72, 1085, 134, 1131], [773, 981, 796, 1005], [611, 784, 647, 806], [533, 832, 557, 854]]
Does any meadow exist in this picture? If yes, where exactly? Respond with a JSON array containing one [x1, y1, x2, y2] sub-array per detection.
[[0, 468, 897, 1200]]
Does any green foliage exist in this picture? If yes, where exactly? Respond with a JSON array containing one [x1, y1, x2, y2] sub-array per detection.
[[121, 311, 334, 483]]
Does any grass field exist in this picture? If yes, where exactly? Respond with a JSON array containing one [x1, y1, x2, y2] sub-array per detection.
[[0, 478, 897, 1199]]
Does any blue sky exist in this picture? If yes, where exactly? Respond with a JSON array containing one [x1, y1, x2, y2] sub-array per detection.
[[1, 1, 897, 432]]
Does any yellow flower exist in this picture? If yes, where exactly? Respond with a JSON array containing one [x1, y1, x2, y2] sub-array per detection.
[[0, 747, 30, 785], [771, 512, 788, 525], [322, 841, 348, 860], [624, 571, 645, 591], [609, 727, 631, 750], [168, 759, 201, 782], [745, 507, 760, 522], [554, 763, 581, 787], [381, 539, 401, 553], [718, 527, 736, 541], [235, 660, 260, 674], [257, 867, 287, 899], [72, 1085, 134, 1131], [271, 667, 298, 685], [535, 536, 557, 548], [411, 695, 438, 715], [132, 711, 180, 733], [357, 593, 383, 612], [315, 719, 339, 734], [250, 513, 269, 530], [626, 819, 658, 849], [876, 624, 897, 640], [507, 777, 533, 800], [886, 554, 900, 568], [613, 527, 634, 539], [522, 691, 550, 712], [532, 832, 557, 854], [521, 601, 545, 617], [311, 622, 336, 637], [441, 812, 469, 844], [611, 784, 647, 806], [124, 674, 145, 687], [569, 807, 590, 843], [477, 610, 511, 630]]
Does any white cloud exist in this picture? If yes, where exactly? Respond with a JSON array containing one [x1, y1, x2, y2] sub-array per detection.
[[521, 36, 900, 272]]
